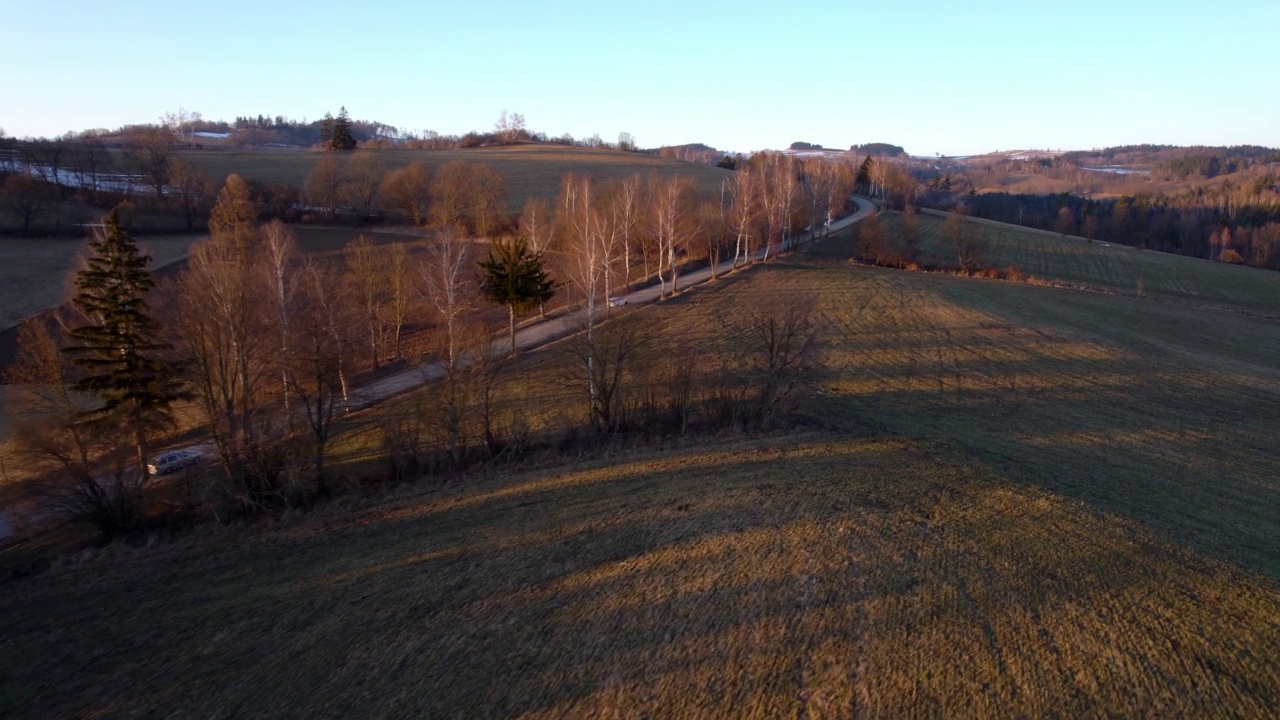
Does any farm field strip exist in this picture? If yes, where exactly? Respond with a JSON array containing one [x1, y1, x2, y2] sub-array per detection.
[[174, 144, 733, 210], [888, 212, 1280, 313]]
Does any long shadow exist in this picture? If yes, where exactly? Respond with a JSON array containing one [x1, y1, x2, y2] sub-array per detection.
[[9, 438, 1258, 718], [801, 260, 1280, 579]]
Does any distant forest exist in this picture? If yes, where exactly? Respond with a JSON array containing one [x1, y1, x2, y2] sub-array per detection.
[[857, 143, 1280, 271], [852, 143, 905, 158]]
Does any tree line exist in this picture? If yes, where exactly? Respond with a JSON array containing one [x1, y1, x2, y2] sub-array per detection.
[[847, 151, 1280, 271], [7, 152, 858, 540]]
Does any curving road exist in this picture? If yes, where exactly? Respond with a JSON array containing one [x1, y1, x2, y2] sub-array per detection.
[[350, 197, 876, 408]]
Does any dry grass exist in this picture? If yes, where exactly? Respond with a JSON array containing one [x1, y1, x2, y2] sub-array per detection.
[[898, 211, 1280, 314], [0, 234, 201, 332], [2, 231, 1280, 717], [176, 144, 732, 209], [1, 433, 1277, 718]]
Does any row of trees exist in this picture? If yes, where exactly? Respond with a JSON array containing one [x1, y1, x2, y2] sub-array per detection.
[[12, 152, 856, 537]]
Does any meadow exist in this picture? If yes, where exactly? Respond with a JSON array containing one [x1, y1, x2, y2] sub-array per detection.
[[906, 210, 1280, 314], [174, 143, 733, 208], [3, 224, 1279, 717], [0, 234, 201, 332]]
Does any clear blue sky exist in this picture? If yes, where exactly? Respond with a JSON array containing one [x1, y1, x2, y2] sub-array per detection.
[[2, 0, 1276, 155]]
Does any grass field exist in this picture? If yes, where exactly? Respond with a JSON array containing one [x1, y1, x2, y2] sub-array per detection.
[[0, 234, 201, 332], [3, 228, 1279, 717], [901, 210, 1280, 314], [174, 144, 733, 208]]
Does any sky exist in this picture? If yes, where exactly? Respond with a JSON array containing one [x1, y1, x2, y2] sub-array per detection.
[[2, 0, 1277, 155]]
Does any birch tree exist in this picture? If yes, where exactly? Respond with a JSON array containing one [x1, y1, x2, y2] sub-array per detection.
[[346, 235, 388, 369], [421, 228, 474, 370]]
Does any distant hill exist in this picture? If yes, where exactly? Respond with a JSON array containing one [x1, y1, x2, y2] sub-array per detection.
[[851, 142, 905, 157]]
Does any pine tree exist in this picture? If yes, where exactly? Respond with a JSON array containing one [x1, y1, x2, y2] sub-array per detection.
[[63, 212, 183, 481], [478, 236, 555, 357], [329, 107, 356, 151], [319, 112, 334, 148]]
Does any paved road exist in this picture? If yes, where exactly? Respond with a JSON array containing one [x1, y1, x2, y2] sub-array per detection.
[[351, 196, 876, 409]]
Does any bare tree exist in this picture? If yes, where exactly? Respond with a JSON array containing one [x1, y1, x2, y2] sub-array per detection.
[[857, 213, 889, 265], [470, 164, 508, 238], [758, 153, 799, 259], [304, 155, 344, 221], [69, 130, 112, 197], [563, 315, 643, 433], [162, 107, 202, 144], [494, 110, 527, 144], [699, 188, 732, 281], [728, 163, 760, 267], [346, 235, 389, 368], [124, 125, 178, 200], [261, 220, 301, 414], [735, 279, 821, 427], [3, 174, 52, 234], [611, 174, 644, 289], [24, 136, 68, 188], [650, 175, 692, 297], [561, 175, 612, 426], [899, 204, 921, 266], [384, 242, 414, 360], [344, 153, 386, 219], [381, 161, 431, 224], [430, 161, 471, 229], [520, 197, 554, 253], [945, 205, 989, 274], [290, 260, 353, 494], [169, 178, 275, 497], [168, 158, 211, 231], [420, 228, 474, 370]]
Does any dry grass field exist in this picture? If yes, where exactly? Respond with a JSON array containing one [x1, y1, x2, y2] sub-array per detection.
[[2, 227, 1279, 717], [903, 211, 1280, 314], [0, 234, 201, 332], [175, 144, 733, 208]]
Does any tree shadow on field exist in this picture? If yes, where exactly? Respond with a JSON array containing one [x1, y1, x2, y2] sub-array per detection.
[[5, 435, 1280, 718], [806, 268, 1280, 581]]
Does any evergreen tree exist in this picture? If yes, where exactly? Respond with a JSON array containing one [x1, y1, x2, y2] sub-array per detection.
[[329, 106, 357, 151], [319, 112, 334, 148], [856, 156, 873, 188], [63, 212, 183, 481], [478, 236, 555, 357]]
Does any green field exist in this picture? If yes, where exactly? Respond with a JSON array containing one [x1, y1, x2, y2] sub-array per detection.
[[175, 144, 733, 208], [903, 210, 1280, 314], [3, 227, 1279, 717]]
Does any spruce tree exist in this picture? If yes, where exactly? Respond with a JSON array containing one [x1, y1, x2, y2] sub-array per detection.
[[478, 236, 555, 357], [329, 107, 357, 151], [63, 212, 182, 481]]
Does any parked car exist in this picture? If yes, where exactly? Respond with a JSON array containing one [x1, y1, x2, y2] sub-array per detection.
[[608, 296, 628, 308], [147, 449, 201, 476]]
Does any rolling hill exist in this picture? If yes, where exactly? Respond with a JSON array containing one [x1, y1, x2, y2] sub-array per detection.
[[3, 219, 1279, 717]]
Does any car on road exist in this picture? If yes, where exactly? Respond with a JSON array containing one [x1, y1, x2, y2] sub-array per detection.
[[608, 296, 628, 308], [147, 449, 201, 476]]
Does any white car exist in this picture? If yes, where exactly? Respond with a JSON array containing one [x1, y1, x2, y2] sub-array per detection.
[[147, 449, 201, 476], [608, 296, 628, 308]]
